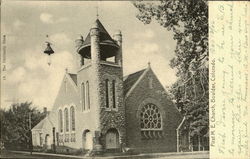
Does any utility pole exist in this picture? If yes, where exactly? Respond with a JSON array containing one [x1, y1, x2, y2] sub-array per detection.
[[52, 127, 56, 153], [29, 113, 31, 130]]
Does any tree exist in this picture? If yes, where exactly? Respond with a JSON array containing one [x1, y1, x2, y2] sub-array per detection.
[[0, 102, 46, 150], [133, 0, 208, 142]]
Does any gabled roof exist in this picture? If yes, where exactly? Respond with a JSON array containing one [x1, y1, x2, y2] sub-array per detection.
[[65, 73, 78, 91], [66, 68, 148, 96], [123, 69, 147, 95], [32, 118, 46, 130], [68, 73, 77, 85], [82, 19, 118, 48], [32, 115, 53, 130]]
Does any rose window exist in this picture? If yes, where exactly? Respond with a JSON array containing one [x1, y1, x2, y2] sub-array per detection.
[[140, 103, 162, 130]]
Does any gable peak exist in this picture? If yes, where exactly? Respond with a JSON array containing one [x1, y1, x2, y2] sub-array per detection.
[[147, 62, 151, 68], [91, 19, 109, 35]]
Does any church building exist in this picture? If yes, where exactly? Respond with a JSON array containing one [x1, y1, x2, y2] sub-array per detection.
[[32, 19, 183, 154]]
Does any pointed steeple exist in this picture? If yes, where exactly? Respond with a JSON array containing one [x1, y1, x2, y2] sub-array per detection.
[[81, 19, 118, 48], [77, 19, 119, 59]]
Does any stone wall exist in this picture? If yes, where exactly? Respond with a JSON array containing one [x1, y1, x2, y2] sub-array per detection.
[[99, 63, 126, 149]]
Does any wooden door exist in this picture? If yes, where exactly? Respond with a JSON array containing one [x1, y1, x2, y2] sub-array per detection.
[[106, 130, 119, 149], [85, 131, 93, 150]]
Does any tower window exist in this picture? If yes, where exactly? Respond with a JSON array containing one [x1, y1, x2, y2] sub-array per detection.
[[81, 82, 85, 111], [112, 80, 116, 109], [106, 57, 115, 63], [86, 81, 90, 110], [64, 108, 69, 132], [70, 106, 75, 131], [64, 80, 67, 93], [149, 77, 153, 89], [105, 79, 109, 108], [80, 55, 84, 66], [59, 110, 63, 133]]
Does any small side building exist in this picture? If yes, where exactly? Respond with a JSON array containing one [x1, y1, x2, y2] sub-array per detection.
[[32, 115, 54, 150]]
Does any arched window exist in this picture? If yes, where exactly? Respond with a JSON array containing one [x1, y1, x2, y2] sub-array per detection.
[[140, 103, 162, 130], [86, 81, 90, 110], [105, 79, 109, 108], [58, 110, 63, 132], [70, 106, 75, 131], [148, 77, 153, 89], [64, 108, 69, 132], [81, 82, 85, 111], [64, 80, 67, 92], [112, 80, 116, 109]]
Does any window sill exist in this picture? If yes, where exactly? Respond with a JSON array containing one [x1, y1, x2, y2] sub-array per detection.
[[82, 110, 90, 113], [65, 132, 70, 135], [104, 108, 118, 112], [100, 61, 121, 68]]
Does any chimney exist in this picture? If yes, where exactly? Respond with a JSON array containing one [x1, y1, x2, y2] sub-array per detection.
[[43, 107, 47, 115]]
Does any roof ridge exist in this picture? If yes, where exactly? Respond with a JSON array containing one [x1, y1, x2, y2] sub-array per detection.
[[81, 19, 118, 48], [95, 19, 110, 36], [123, 68, 147, 79], [123, 68, 147, 96], [67, 73, 77, 86], [32, 117, 47, 130]]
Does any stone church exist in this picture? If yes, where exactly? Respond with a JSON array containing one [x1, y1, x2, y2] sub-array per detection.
[[32, 19, 184, 154]]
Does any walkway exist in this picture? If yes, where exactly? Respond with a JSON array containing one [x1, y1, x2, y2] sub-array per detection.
[[0, 150, 209, 159]]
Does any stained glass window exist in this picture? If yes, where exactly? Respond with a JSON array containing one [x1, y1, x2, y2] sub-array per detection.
[[105, 79, 109, 108], [86, 81, 90, 110], [64, 108, 69, 132], [112, 80, 116, 109], [70, 106, 75, 131], [81, 82, 85, 111], [59, 110, 63, 132], [140, 103, 162, 130]]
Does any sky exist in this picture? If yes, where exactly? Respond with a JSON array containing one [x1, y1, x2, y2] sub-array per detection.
[[1, 1, 177, 110]]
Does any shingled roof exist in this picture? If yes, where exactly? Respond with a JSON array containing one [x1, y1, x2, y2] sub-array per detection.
[[82, 19, 118, 48], [32, 118, 46, 130], [69, 73, 77, 85], [32, 114, 53, 131], [123, 69, 146, 95]]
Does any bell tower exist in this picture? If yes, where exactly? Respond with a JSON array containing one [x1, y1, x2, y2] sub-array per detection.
[[76, 19, 126, 152]]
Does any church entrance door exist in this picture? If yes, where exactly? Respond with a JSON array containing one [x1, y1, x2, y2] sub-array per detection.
[[83, 130, 93, 150], [45, 134, 51, 149], [86, 132, 93, 150], [105, 129, 119, 149]]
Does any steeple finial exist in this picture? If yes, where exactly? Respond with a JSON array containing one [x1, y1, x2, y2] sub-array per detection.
[[148, 62, 151, 68]]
